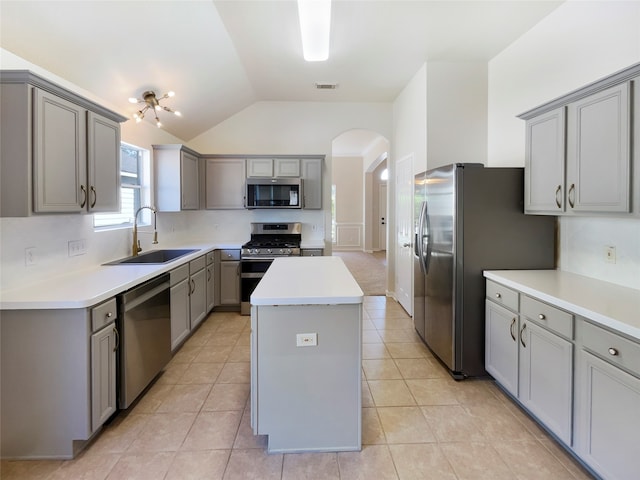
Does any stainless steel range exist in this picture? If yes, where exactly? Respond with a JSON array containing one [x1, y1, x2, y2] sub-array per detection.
[[240, 222, 301, 314]]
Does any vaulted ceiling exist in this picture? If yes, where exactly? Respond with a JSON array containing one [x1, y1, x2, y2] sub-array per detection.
[[0, 1, 563, 143]]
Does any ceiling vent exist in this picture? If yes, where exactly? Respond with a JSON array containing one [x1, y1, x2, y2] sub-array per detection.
[[315, 82, 338, 90]]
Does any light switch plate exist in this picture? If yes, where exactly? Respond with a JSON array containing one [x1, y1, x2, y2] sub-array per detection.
[[296, 333, 317, 347]]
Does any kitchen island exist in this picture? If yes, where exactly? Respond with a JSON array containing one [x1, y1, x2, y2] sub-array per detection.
[[250, 256, 364, 453]]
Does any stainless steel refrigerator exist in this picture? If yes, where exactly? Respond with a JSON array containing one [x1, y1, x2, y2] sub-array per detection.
[[413, 163, 555, 378]]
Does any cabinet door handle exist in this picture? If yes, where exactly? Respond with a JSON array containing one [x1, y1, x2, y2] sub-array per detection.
[[520, 323, 527, 348], [190, 279, 195, 294], [113, 326, 120, 352], [555, 185, 562, 209], [90, 186, 97, 208], [510, 317, 517, 342], [608, 347, 619, 356], [207, 269, 212, 281], [80, 185, 87, 208], [568, 183, 575, 208]]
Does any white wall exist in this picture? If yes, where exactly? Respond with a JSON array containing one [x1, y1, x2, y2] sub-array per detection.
[[488, 0, 640, 289], [333, 156, 364, 250]]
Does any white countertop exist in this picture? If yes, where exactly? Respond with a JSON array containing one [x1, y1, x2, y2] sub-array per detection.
[[0, 243, 239, 310], [484, 270, 640, 341], [251, 256, 363, 306]]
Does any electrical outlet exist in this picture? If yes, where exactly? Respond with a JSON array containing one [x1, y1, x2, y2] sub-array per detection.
[[296, 333, 317, 347], [25, 247, 37, 266], [68, 239, 87, 257], [605, 245, 616, 264]]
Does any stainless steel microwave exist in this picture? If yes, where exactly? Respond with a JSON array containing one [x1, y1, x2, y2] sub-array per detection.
[[245, 177, 303, 209]]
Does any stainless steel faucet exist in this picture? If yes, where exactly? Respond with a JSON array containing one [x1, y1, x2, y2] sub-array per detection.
[[132, 206, 158, 256]]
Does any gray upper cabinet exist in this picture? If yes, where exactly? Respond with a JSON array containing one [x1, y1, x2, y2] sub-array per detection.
[[519, 63, 639, 216], [566, 83, 630, 213], [0, 71, 126, 217], [247, 158, 301, 178], [301, 157, 323, 209], [524, 107, 566, 214], [204, 157, 246, 209], [153, 144, 200, 211], [247, 158, 274, 177]]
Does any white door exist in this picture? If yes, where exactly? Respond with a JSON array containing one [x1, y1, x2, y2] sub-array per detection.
[[379, 183, 387, 250], [395, 155, 413, 315]]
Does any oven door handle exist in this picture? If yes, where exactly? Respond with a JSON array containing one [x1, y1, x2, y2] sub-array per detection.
[[241, 272, 266, 278], [241, 257, 290, 262]]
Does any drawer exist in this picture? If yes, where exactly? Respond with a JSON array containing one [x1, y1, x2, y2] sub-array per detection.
[[207, 251, 215, 265], [302, 249, 323, 257], [220, 249, 240, 261], [521, 295, 573, 339], [91, 298, 117, 332], [190, 255, 206, 272], [580, 320, 640, 377], [486, 280, 519, 312], [171, 264, 189, 285]]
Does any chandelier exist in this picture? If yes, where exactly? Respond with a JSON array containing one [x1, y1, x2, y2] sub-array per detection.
[[128, 90, 181, 128]]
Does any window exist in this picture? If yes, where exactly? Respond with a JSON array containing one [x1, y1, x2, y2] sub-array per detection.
[[380, 168, 388, 181], [94, 143, 151, 228]]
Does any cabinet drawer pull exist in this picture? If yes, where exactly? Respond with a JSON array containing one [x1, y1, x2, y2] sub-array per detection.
[[568, 183, 575, 209], [555, 185, 562, 209], [80, 185, 87, 208], [495, 293, 501, 299], [510, 317, 517, 342], [538, 314, 546, 320], [520, 323, 527, 348], [608, 347, 619, 356], [106, 312, 113, 318]]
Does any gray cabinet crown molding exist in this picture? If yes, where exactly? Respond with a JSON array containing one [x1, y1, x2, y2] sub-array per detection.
[[1, 70, 127, 123], [518, 62, 640, 120]]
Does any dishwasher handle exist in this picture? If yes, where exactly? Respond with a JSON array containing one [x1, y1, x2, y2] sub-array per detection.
[[121, 274, 170, 312]]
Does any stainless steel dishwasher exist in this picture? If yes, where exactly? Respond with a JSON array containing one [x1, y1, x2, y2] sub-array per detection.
[[117, 273, 171, 409]]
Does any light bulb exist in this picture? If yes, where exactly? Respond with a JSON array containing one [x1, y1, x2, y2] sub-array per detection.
[[128, 97, 139, 104], [156, 120, 162, 128], [155, 105, 162, 111], [167, 91, 175, 97], [174, 111, 182, 117]]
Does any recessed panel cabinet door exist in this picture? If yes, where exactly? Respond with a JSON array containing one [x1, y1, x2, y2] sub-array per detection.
[[485, 301, 519, 397], [87, 112, 120, 212], [181, 151, 200, 210], [566, 83, 631, 212], [524, 107, 565, 214], [33, 89, 86, 212], [91, 323, 117, 432]]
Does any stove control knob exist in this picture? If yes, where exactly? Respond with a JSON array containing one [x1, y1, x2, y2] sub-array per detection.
[[286, 248, 292, 255], [278, 248, 285, 255], [267, 248, 272, 254]]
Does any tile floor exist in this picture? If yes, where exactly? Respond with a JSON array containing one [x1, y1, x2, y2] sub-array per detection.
[[1, 296, 595, 480]]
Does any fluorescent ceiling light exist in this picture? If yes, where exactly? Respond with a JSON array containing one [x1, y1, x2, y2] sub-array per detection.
[[298, 0, 331, 62]]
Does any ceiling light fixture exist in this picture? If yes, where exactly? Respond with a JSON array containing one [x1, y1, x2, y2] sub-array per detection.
[[128, 90, 181, 128], [297, 0, 331, 62]]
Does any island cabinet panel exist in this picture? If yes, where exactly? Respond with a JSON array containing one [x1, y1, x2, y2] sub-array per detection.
[[251, 303, 362, 453]]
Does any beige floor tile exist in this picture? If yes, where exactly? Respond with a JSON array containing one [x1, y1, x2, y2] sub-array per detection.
[[217, 362, 251, 383], [453, 378, 503, 405], [362, 407, 386, 445], [181, 411, 242, 450], [363, 359, 403, 380], [233, 410, 268, 449], [406, 378, 460, 405], [165, 450, 230, 480], [385, 342, 429, 359], [465, 402, 537, 442], [156, 362, 190, 385], [183, 329, 213, 347], [362, 381, 375, 407], [235, 331, 251, 346], [362, 318, 378, 330], [362, 329, 383, 343], [337, 444, 399, 480], [47, 452, 120, 480], [203, 383, 250, 411], [194, 344, 234, 363], [362, 343, 391, 359], [378, 329, 422, 343], [106, 451, 175, 480], [205, 331, 241, 346], [282, 452, 340, 480], [377, 406, 436, 444], [440, 442, 515, 480], [170, 345, 203, 364], [156, 383, 212, 413], [368, 380, 416, 406], [493, 439, 579, 479], [178, 362, 225, 385], [131, 383, 174, 414], [216, 319, 248, 334], [88, 413, 151, 454], [502, 397, 551, 440], [128, 412, 196, 452], [538, 438, 596, 480], [227, 344, 250, 362], [0, 460, 64, 480], [223, 449, 283, 480], [420, 405, 485, 442], [372, 316, 414, 330], [394, 358, 447, 379], [389, 444, 457, 480]]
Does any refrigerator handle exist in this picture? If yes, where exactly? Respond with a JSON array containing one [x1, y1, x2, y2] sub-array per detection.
[[422, 199, 432, 274]]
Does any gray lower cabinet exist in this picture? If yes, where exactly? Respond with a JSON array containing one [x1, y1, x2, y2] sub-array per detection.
[[485, 280, 574, 445], [301, 248, 324, 256], [574, 319, 640, 480], [216, 249, 240, 306], [0, 71, 125, 217], [170, 264, 191, 351], [189, 255, 207, 329], [1, 297, 118, 459]]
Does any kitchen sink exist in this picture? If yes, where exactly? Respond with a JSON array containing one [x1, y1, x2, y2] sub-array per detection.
[[104, 249, 199, 265]]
